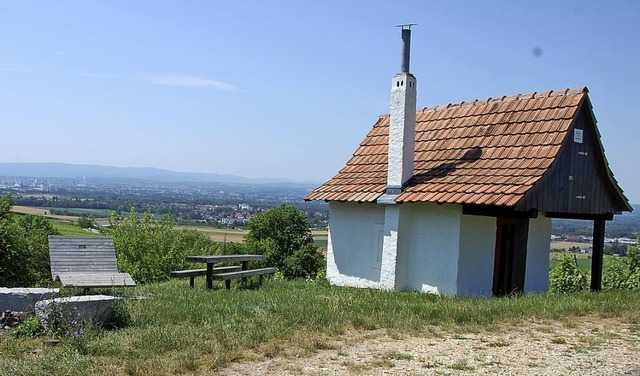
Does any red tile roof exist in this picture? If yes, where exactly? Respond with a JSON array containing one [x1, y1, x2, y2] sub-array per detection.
[[306, 87, 595, 206]]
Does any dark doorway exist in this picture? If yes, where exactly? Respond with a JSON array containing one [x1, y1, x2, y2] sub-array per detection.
[[493, 218, 516, 296], [492, 217, 529, 296]]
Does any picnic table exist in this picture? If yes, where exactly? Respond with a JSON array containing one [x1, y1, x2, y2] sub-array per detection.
[[183, 255, 275, 290]]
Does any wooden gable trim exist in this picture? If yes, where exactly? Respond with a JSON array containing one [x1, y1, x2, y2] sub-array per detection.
[[516, 93, 631, 215], [578, 95, 633, 213]]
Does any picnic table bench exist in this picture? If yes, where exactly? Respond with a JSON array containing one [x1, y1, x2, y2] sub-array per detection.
[[210, 267, 277, 290], [178, 255, 275, 290], [170, 266, 241, 287]]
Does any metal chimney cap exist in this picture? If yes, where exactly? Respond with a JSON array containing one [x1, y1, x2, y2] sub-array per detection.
[[396, 23, 417, 30]]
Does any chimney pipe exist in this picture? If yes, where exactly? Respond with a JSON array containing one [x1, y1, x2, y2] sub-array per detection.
[[398, 24, 415, 73], [401, 28, 411, 73]]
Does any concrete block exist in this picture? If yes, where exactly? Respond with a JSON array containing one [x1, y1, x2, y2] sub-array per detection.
[[35, 295, 120, 328], [0, 287, 60, 312]]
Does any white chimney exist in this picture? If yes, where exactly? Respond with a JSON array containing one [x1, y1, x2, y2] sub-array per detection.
[[386, 25, 416, 196]]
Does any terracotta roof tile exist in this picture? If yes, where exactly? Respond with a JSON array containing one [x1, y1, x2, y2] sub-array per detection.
[[305, 87, 589, 206]]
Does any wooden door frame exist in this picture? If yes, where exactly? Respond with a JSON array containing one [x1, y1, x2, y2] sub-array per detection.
[[492, 217, 530, 296]]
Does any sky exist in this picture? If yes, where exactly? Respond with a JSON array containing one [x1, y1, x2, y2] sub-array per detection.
[[1, 1, 639, 202]]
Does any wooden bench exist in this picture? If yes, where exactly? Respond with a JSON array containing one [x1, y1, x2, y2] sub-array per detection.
[[170, 266, 241, 288], [48, 235, 136, 291], [211, 267, 276, 290]]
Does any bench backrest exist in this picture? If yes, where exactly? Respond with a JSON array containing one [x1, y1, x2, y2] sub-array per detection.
[[48, 235, 120, 278]]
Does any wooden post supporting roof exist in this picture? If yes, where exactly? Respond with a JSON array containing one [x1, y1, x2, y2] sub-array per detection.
[[590, 218, 606, 292], [511, 217, 530, 294]]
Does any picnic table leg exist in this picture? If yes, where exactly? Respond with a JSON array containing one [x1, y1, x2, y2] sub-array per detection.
[[206, 263, 213, 289], [241, 261, 249, 287]]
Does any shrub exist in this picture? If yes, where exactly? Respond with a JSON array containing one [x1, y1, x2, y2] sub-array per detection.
[[0, 193, 59, 287], [622, 245, 640, 290], [282, 243, 324, 279], [601, 245, 640, 291], [11, 316, 44, 339], [549, 254, 588, 293], [552, 245, 640, 292], [76, 216, 97, 229], [244, 204, 323, 279], [107, 209, 220, 284], [602, 259, 629, 290]]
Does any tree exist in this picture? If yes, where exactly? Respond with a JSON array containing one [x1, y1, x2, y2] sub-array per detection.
[[0, 193, 59, 287], [244, 204, 323, 279], [15, 214, 59, 285]]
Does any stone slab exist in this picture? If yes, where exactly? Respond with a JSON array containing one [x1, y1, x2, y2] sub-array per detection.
[[35, 295, 120, 328], [0, 287, 60, 312]]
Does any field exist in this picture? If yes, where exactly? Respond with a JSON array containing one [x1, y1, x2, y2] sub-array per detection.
[[177, 225, 248, 243], [176, 226, 329, 247], [11, 205, 80, 222], [550, 240, 592, 250]]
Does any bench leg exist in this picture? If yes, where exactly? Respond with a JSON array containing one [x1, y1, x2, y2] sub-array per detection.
[[259, 275, 264, 286], [189, 276, 195, 288], [225, 280, 231, 290], [206, 263, 213, 290]]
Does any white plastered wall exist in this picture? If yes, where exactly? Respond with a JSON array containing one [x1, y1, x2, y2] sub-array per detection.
[[327, 201, 552, 295], [396, 203, 462, 295], [524, 214, 552, 294], [326, 202, 385, 289], [457, 215, 497, 297]]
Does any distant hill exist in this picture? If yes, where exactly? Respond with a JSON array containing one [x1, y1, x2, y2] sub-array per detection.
[[0, 162, 319, 186]]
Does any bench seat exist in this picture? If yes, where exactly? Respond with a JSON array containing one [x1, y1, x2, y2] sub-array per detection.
[[55, 272, 137, 289], [211, 267, 276, 290], [170, 266, 241, 287]]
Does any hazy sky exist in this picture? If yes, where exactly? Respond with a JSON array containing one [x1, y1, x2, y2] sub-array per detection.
[[2, 1, 639, 202]]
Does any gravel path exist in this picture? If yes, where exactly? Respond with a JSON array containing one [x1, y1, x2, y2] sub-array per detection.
[[219, 317, 640, 375]]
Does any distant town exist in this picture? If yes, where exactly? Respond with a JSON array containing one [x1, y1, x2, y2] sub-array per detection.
[[0, 176, 329, 229], [1, 174, 637, 255]]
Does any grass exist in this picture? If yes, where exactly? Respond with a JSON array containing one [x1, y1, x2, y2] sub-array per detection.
[[1, 281, 639, 376], [385, 351, 414, 361], [48, 218, 97, 236]]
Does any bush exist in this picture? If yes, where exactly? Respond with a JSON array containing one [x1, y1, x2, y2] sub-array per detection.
[[76, 216, 97, 229], [0, 194, 59, 287], [551, 244, 640, 293], [282, 243, 324, 279], [244, 204, 323, 279], [106, 209, 220, 284], [602, 259, 629, 290], [11, 316, 44, 339], [549, 254, 588, 293], [602, 245, 640, 291]]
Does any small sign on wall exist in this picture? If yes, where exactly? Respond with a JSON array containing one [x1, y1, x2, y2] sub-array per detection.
[[574, 128, 584, 143]]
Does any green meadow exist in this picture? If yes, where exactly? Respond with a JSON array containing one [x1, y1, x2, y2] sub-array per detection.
[[1, 280, 639, 376]]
